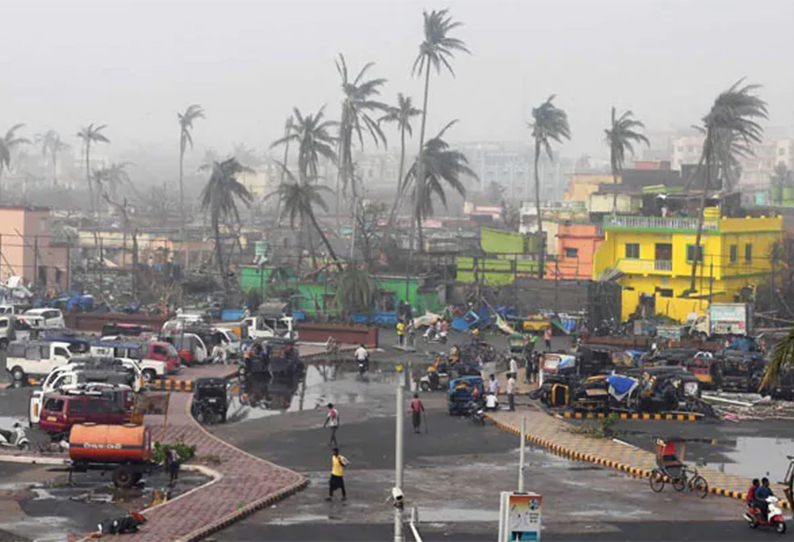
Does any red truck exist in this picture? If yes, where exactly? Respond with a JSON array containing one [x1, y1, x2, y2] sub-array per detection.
[[38, 389, 136, 437]]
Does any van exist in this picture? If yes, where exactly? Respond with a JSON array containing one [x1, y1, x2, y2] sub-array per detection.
[[5, 341, 72, 382], [38, 389, 135, 437], [100, 322, 154, 340], [0, 315, 16, 349], [22, 308, 65, 329], [89, 340, 177, 378]]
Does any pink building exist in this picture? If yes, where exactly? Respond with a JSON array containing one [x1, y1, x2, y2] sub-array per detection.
[[0, 206, 70, 289]]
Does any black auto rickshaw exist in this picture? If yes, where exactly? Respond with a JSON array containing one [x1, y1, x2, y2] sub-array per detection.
[[192, 377, 229, 424]]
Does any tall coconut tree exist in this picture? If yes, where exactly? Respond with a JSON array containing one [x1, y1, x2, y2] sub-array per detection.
[[271, 106, 337, 184], [381, 93, 422, 227], [0, 124, 31, 203], [200, 157, 254, 296], [274, 115, 294, 223], [77, 123, 110, 216], [528, 95, 570, 278], [43, 131, 70, 188], [178, 104, 205, 234], [335, 53, 388, 203], [406, 8, 469, 212], [406, 121, 475, 249], [605, 107, 649, 215], [266, 164, 342, 271], [687, 80, 767, 294]]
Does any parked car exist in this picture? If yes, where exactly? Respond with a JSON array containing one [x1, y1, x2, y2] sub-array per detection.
[[37, 388, 135, 438], [5, 340, 72, 382], [89, 341, 173, 381], [21, 308, 65, 329]]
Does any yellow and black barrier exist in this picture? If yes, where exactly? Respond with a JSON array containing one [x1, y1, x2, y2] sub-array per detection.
[[562, 411, 701, 422], [149, 379, 194, 392]]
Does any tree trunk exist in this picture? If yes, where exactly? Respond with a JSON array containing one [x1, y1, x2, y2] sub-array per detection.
[[611, 159, 619, 216], [86, 143, 100, 250], [132, 228, 139, 298], [688, 141, 711, 294], [387, 125, 407, 229], [308, 209, 343, 272], [212, 212, 227, 296], [534, 139, 544, 279], [276, 120, 291, 226], [179, 141, 185, 237], [0, 168, 4, 204], [412, 66, 432, 255], [52, 149, 58, 188]]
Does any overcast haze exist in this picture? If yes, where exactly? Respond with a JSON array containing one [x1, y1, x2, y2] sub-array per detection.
[[4, 0, 794, 161]]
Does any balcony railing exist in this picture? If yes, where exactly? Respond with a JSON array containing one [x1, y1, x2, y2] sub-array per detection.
[[603, 215, 719, 232], [654, 260, 673, 271], [614, 259, 673, 274]]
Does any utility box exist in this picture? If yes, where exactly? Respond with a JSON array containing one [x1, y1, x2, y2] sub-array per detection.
[[498, 491, 542, 541]]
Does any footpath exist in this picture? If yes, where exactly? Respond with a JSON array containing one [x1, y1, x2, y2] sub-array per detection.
[[488, 408, 784, 507]]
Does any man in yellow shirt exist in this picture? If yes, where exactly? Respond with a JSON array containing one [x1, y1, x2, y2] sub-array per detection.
[[396, 321, 405, 347], [326, 447, 349, 501]]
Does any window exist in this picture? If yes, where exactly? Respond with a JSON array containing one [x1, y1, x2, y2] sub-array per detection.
[[730, 245, 737, 263], [68, 401, 83, 414], [686, 244, 704, 263], [43, 398, 64, 412], [0, 319, 7, 329], [8, 343, 24, 357], [564, 247, 579, 258], [745, 244, 753, 263], [54, 347, 69, 358], [87, 400, 103, 414], [153, 345, 168, 357], [25, 346, 41, 360], [625, 243, 640, 259], [657, 288, 674, 298]]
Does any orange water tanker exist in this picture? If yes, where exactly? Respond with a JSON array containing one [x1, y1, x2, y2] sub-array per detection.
[[69, 423, 152, 464]]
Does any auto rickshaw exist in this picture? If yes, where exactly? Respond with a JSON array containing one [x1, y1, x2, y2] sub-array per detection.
[[421, 355, 481, 392], [447, 376, 484, 415], [685, 353, 718, 390], [191, 377, 229, 424]]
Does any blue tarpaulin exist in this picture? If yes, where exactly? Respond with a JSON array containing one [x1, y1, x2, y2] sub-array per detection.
[[350, 311, 398, 326]]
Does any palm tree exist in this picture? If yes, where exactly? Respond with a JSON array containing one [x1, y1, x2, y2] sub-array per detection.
[[528, 95, 570, 278], [0, 124, 30, 202], [46, 132, 70, 187], [407, 9, 469, 213], [687, 80, 767, 294], [94, 162, 132, 204], [77, 123, 110, 216], [271, 106, 337, 184], [763, 330, 794, 391], [178, 104, 205, 234], [200, 158, 254, 295], [381, 93, 421, 227], [335, 53, 388, 203], [335, 264, 376, 319], [405, 121, 475, 249], [266, 165, 342, 271], [771, 163, 793, 204], [274, 115, 294, 223], [605, 108, 649, 215]]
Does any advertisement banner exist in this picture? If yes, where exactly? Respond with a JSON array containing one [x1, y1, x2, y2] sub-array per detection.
[[499, 491, 542, 542]]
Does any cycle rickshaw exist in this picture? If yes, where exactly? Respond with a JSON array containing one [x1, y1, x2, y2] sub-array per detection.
[[649, 437, 709, 498]]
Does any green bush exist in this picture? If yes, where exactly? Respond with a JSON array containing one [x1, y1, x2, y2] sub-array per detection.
[[153, 439, 196, 464]]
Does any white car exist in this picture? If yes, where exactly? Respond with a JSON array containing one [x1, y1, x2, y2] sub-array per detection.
[[5, 341, 72, 382], [21, 308, 65, 329]]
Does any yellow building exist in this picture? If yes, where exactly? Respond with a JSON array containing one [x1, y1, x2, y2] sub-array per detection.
[[593, 212, 783, 322], [565, 173, 616, 202]]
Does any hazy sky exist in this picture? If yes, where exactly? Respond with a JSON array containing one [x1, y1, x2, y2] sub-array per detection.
[[4, 0, 794, 161]]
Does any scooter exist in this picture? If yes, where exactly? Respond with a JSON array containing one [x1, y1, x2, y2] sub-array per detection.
[[357, 356, 369, 378], [0, 423, 31, 451], [744, 496, 787, 534], [422, 328, 448, 344]]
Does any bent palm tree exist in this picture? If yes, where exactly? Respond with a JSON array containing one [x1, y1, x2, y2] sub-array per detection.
[[178, 104, 205, 234], [0, 124, 31, 203], [605, 108, 649, 215], [687, 80, 767, 294], [200, 158, 254, 296], [266, 165, 342, 271], [94, 162, 132, 204], [336, 53, 388, 202], [271, 107, 337, 184], [528, 96, 570, 278], [381, 93, 421, 227], [405, 121, 475, 249], [336, 265, 376, 319], [763, 331, 794, 391], [77, 123, 110, 216]]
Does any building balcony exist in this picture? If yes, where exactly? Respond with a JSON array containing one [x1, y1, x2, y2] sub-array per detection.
[[614, 258, 673, 275], [603, 215, 719, 233]]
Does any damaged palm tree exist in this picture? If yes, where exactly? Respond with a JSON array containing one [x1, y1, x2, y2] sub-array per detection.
[[200, 158, 253, 297], [178, 104, 205, 235], [335, 264, 376, 321], [0, 124, 31, 203], [605, 107, 649, 216]]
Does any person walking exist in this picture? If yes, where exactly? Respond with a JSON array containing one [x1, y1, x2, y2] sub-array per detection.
[[407, 320, 416, 349], [323, 403, 340, 447], [396, 320, 405, 347], [544, 327, 553, 351], [509, 356, 518, 380], [410, 393, 425, 434], [507, 375, 516, 411], [167, 447, 181, 487], [489, 373, 500, 395], [326, 447, 349, 501]]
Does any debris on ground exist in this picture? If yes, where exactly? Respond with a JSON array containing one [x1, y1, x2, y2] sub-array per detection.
[[702, 391, 794, 421]]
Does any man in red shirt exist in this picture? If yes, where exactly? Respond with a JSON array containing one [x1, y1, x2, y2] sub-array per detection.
[[410, 393, 425, 434]]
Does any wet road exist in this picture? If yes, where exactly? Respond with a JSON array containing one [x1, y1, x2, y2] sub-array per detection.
[[212, 355, 746, 542]]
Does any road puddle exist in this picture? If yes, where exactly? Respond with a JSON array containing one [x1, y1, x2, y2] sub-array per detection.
[[702, 436, 794, 479]]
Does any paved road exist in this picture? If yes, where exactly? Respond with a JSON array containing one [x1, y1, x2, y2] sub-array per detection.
[[213, 357, 746, 542]]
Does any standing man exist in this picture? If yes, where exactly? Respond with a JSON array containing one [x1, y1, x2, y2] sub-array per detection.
[[167, 447, 181, 487], [507, 374, 516, 411], [326, 447, 349, 501], [407, 320, 416, 349], [396, 319, 405, 347], [410, 393, 425, 433], [323, 403, 340, 447], [544, 327, 553, 351], [354, 343, 369, 372], [509, 356, 518, 380], [489, 373, 500, 396]]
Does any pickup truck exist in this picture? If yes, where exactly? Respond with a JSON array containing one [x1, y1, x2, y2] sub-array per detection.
[[89, 340, 178, 381], [5, 341, 72, 382], [242, 315, 297, 341]]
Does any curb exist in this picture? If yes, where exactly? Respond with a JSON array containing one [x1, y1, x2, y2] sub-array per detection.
[[561, 412, 702, 422], [149, 379, 194, 392], [0, 455, 69, 466], [485, 415, 776, 508]]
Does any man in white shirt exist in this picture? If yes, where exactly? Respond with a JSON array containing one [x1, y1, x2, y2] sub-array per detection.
[[354, 344, 369, 372], [509, 357, 518, 379], [507, 376, 516, 411]]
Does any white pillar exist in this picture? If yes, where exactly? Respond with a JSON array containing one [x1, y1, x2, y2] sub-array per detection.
[[394, 383, 404, 542], [518, 416, 526, 493]]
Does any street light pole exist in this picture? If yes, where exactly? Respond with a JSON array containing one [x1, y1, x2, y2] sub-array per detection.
[[394, 382, 404, 542], [518, 416, 526, 492]]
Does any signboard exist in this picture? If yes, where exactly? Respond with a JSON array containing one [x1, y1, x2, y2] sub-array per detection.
[[499, 491, 542, 542], [656, 325, 683, 341], [709, 304, 748, 335], [135, 393, 170, 416]]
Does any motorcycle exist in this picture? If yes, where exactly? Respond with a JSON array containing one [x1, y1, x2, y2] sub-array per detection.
[[744, 496, 786, 534], [423, 327, 448, 344], [357, 355, 369, 377], [466, 401, 485, 426], [0, 423, 31, 451]]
